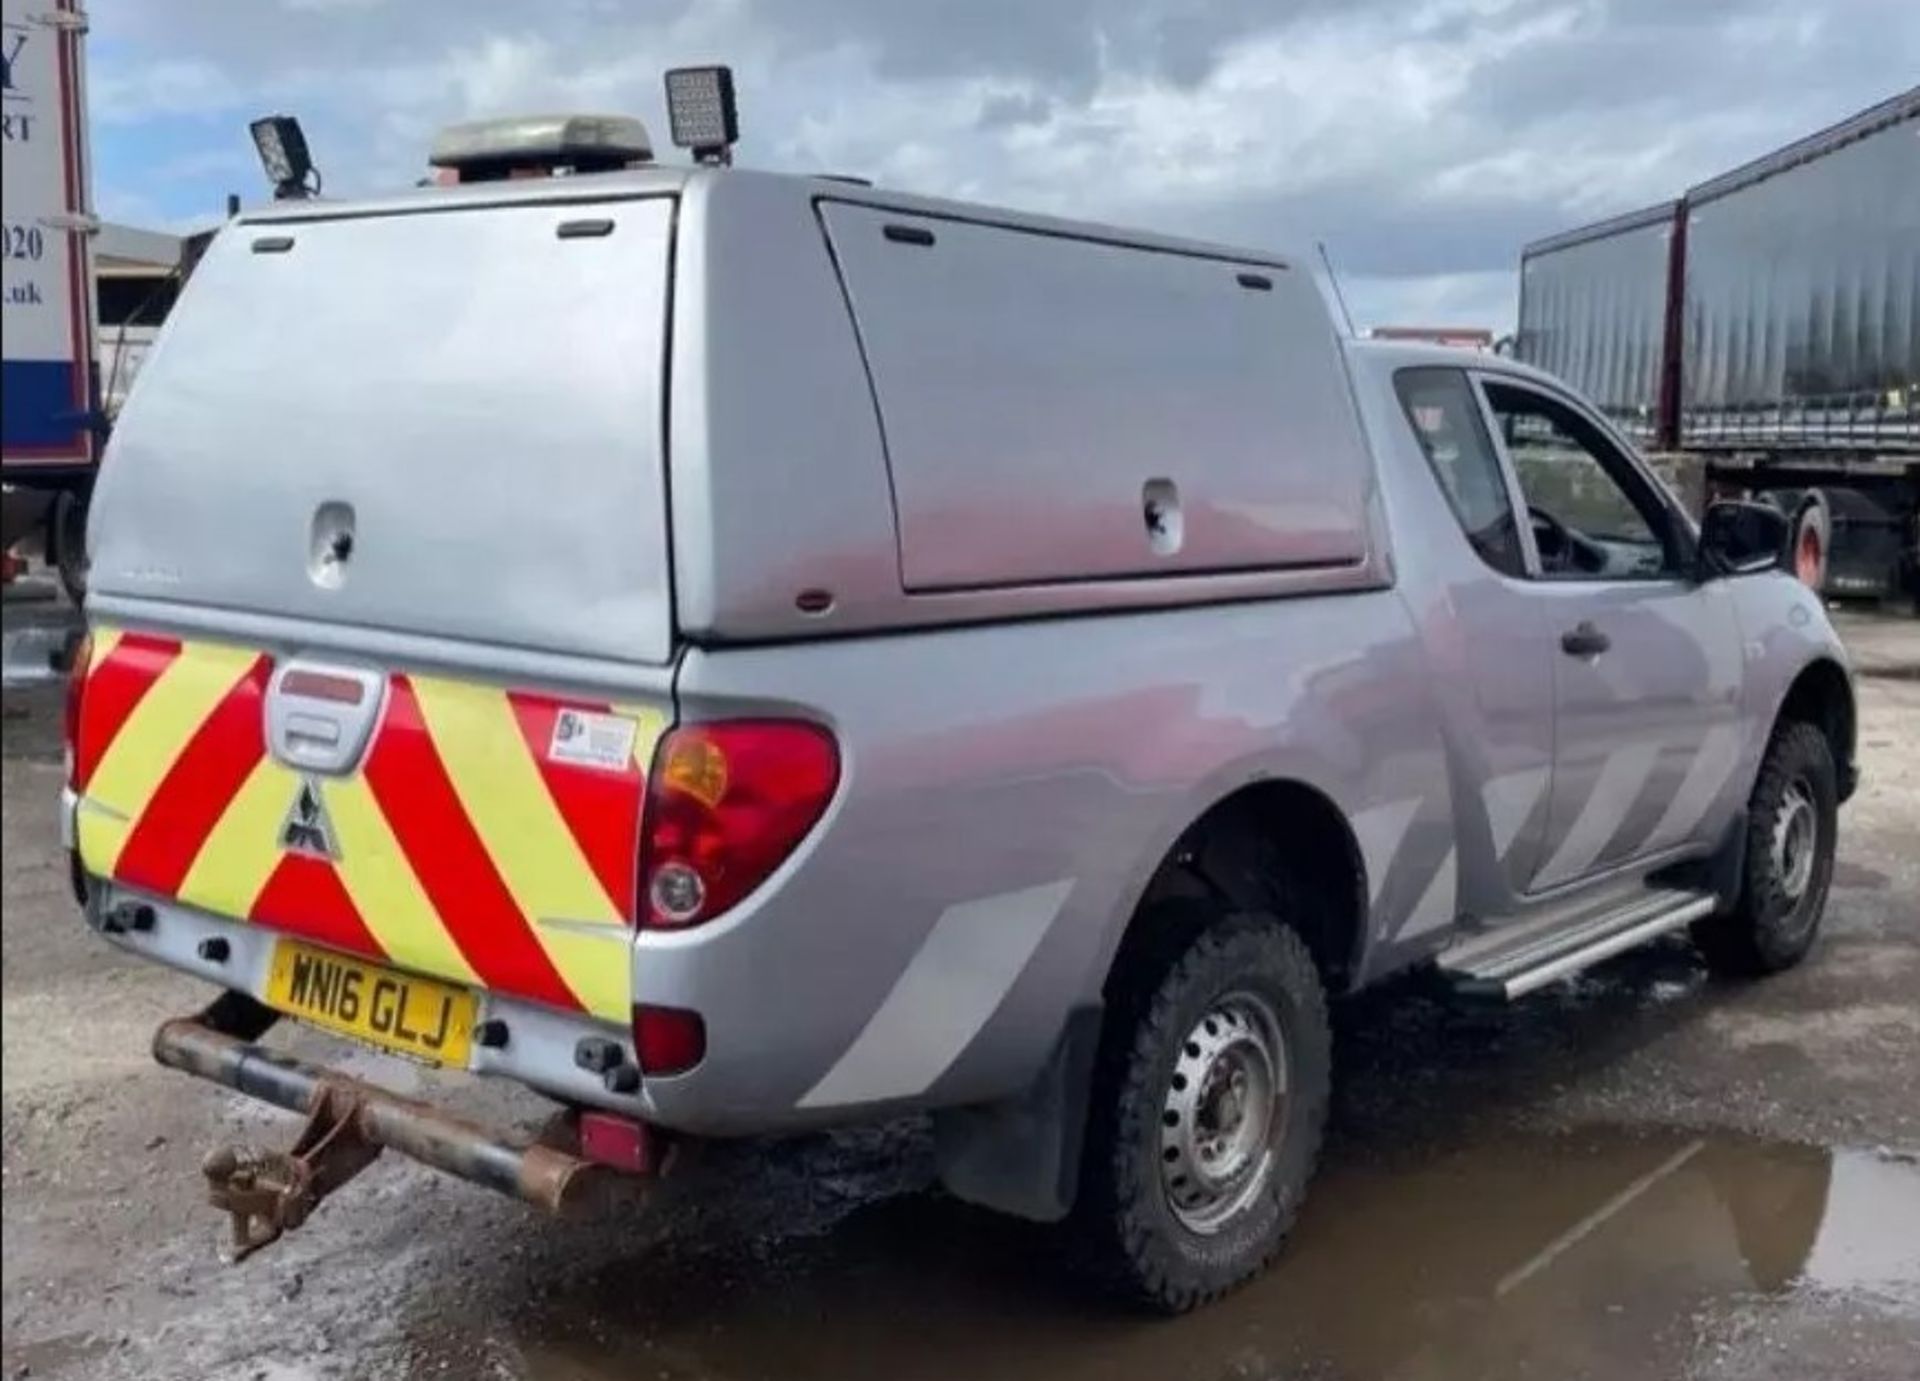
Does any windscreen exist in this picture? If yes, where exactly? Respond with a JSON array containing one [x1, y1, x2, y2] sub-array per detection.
[[91, 195, 677, 664]]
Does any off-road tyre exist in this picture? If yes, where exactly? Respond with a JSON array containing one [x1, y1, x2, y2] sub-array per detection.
[[1692, 720, 1837, 976], [1073, 905, 1330, 1313]]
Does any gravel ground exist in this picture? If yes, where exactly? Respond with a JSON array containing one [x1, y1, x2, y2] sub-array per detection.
[[3, 603, 1916, 1381]]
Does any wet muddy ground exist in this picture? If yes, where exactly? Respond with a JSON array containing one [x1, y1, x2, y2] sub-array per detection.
[[4, 600, 1917, 1381]]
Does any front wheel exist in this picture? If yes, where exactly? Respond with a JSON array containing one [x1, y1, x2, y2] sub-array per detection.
[[1073, 906, 1330, 1312], [1692, 721, 1838, 976]]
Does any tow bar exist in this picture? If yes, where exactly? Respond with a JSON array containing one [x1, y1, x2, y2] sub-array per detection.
[[153, 1000, 638, 1260]]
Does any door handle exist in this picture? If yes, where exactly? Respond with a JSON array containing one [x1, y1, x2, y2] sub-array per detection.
[[1560, 621, 1611, 657]]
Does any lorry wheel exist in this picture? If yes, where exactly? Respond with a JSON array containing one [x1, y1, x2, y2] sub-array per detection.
[[1073, 904, 1330, 1313], [1789, 491, 1830, 592], [48, 490, 89, 606], [1692, 721, 1837, 977]]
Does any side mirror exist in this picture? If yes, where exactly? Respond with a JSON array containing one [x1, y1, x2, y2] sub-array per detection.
[[1698, 500, 1789, 579]]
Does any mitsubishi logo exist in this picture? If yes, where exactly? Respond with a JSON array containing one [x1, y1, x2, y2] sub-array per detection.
[[278, 776, 340, 860]]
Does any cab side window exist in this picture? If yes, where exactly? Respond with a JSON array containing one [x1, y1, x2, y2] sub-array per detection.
[[1482, 381, 1682, 581], [1394, 368, 1525, 578]]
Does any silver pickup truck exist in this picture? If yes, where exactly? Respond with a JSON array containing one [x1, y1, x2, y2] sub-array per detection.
[[64, 113, 1854, 1311]]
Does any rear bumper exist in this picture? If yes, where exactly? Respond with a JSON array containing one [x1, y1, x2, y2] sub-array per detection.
[[152, 1013, 608, 1210], [84, 879, 649, 1117]]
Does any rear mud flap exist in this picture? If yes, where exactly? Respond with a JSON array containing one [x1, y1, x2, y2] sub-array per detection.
[[933, 1004, 1103, 1223]]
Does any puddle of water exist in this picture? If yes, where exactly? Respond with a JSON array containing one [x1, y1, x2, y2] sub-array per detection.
[[421, 1130, 1920, 1381]]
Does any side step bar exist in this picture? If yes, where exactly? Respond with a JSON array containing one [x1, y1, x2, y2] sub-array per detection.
[[1442, 889, 1717, 1000]]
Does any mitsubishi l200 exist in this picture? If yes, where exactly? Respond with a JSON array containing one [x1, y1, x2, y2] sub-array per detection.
[[64, 109, 1854, 1311]]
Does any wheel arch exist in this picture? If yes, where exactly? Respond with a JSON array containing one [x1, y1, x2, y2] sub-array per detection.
[[1774, 656, 1856, 801], [936, 780, 1379, 1226], [1109, 778, 1370, 1000]]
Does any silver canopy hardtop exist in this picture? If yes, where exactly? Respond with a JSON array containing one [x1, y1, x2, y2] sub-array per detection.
[[91, 172, 689, 664]]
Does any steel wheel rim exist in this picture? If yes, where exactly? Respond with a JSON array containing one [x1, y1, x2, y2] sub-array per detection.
[[1160, 992, 1287, 1235], [1773, 777, 1818, 903]]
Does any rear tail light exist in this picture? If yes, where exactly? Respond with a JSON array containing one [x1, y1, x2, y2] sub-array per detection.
[[636, 719, 839, 930], [63, 631, 93, 787]]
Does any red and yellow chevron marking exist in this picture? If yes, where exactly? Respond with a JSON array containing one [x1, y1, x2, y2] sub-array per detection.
[[73, 627, 666, 1023]]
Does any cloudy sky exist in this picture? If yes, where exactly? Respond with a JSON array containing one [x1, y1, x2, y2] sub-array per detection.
[[87, 0, 1916, 332]]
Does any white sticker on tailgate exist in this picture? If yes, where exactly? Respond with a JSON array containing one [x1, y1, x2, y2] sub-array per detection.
[[549, 709, 639, 772]]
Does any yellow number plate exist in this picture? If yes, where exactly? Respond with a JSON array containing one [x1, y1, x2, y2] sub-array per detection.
[[266, 940, 475, 1066]]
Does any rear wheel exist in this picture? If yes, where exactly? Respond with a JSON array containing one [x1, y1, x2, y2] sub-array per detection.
[[1073, 904, 1330, 1312], [1692, 721, 1837, 976]]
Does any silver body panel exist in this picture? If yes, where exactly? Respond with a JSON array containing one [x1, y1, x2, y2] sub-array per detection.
[[80, 167, 1852, 1141], [664, 171, 1391, 645], [644, 587, 1450, 1132], [817, 199, 1371, 590]]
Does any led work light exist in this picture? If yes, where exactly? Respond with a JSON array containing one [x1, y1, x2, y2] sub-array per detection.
[[664, 66, 739, 164], [250, 115, 316, 200]]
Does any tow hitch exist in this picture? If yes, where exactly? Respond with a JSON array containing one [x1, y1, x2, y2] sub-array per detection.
[[154, 998, 652, 1260], [200, 1084, 381, 1260]]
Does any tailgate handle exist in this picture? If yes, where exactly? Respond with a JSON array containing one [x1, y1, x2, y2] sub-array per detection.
[[267, 661, 385, 775], [285, 714, 341, 750]]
